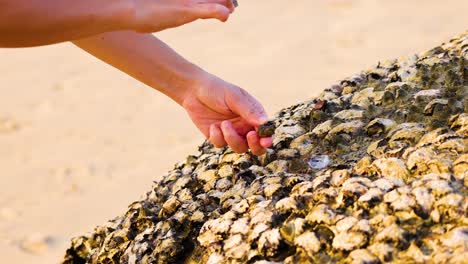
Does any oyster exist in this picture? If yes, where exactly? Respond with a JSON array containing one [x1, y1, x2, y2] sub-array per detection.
[[63, 32, 468, 264], [258, 120, 276, 137]]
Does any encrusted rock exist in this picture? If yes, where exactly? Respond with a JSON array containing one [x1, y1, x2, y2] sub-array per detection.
[[63, 32, 468, 264]]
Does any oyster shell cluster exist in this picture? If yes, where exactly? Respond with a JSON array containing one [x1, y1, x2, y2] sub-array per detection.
[[63, 32, 468, 264]]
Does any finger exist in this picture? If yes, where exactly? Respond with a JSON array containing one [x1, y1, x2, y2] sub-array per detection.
[[226, 87, 269, 128], [196, 0, 227, 3], [209, 123, 227, 148], [221, 121, 249, 153], [191, 4, 231, 22], [196, 0, 234, 11], [247, 131, 266, 156], [259, 137, 273, 148], [226, 0, 235, 13], [229, 118, 255, 137]]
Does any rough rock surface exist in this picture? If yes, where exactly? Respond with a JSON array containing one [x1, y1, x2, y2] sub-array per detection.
[[63, 32, 468, 264]]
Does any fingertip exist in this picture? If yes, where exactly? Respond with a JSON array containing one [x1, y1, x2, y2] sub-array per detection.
[[259, 137, 273, 148], [197, 4, 230, 21], [216, 13, 229, 22], [215, 6, 231, 22], [236, 147, 249, 154]]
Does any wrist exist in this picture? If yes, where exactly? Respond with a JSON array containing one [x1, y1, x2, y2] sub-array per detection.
[[147, 56, 211, 107], [172, 66, 211, 106]]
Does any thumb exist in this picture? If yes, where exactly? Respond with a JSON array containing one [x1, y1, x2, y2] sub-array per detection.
[[190, 4, 231, 22], [226, 87, 269, 127]]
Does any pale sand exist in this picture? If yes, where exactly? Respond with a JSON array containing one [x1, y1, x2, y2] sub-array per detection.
[[0, 0, 466, 262]]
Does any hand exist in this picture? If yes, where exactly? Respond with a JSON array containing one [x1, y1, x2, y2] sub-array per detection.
[[131, 0, 235, 32], [181, 74, 273, 156]]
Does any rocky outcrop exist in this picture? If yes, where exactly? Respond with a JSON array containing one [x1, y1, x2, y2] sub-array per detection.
[[63, 32, 467, 264]]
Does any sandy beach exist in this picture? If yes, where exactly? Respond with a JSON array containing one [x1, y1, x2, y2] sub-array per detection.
[[1, 0, 467, 263]]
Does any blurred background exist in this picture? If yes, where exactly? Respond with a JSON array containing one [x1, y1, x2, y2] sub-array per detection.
[[0, 0, 467, 262]]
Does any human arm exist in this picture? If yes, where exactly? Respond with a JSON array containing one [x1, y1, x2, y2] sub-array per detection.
[[74, 31, 272, 155], [0, 0, 234, 47]]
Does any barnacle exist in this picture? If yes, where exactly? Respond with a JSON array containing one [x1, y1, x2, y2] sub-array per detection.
[[63, 32, 468, 264]]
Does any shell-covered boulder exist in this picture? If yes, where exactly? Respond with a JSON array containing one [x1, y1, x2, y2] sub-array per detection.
[[63, 32, 468, 264]]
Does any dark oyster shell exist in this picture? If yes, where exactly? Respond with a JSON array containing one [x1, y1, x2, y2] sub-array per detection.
[[258, 121, 276, 138]]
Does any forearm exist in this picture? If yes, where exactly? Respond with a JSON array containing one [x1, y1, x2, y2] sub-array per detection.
[[0, 0, 134, 47], [73, 31, 205, 104], [74, 31, 272, 155]]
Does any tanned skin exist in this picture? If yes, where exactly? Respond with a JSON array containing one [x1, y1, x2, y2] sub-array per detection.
[[0, 0, 272, 155]]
